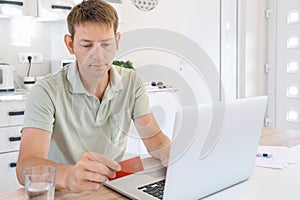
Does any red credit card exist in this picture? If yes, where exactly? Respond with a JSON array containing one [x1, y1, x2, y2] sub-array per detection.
[[108, 156, 144, 181]]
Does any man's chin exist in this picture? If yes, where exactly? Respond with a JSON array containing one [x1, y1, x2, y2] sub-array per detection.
[[90, 71, 104, 79], [85, 65, 111, 78], [92, 64, 111, 71], [92, 69, 110, 79]]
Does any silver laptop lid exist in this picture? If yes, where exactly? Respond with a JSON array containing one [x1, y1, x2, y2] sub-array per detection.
[[163, 96, 267, 200]]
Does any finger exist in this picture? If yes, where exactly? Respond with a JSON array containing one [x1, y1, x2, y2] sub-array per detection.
[[161, 155, 169, 167], [86, 162, 117, 178], [84, 171, 109, 183], [161, 148, 170, 167], [85, 152, 121, 171]]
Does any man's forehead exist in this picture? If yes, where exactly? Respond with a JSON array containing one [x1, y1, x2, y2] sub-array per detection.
[[73, 22, 115, 41]]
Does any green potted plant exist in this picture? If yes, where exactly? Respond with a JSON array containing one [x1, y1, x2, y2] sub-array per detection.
[[113, 60, 134, 69]]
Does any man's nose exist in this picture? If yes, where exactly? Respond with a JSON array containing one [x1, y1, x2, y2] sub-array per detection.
[[92, 43, 105, 59]]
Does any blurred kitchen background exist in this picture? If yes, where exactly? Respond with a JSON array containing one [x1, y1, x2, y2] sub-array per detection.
[[0, 0, 299, 192], [0, 0, 299, 144]]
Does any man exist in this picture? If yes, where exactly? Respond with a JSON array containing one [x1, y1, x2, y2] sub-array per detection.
[[16, 0, 170, 192]]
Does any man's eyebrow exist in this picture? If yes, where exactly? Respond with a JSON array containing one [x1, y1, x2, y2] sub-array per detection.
[[101, 37, 115, 42], [79, 39, 93, 43], [79, 37, 115, 43]]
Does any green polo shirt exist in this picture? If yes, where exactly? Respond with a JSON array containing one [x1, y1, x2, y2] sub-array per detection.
[[23, 63, 151, 164]]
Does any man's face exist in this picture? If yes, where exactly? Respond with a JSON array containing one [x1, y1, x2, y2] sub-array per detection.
[[68, 22, 119, 79]]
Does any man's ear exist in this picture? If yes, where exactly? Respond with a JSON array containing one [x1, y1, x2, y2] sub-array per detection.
[[64, 34, 74, 54], [115, 32, 121, 50]]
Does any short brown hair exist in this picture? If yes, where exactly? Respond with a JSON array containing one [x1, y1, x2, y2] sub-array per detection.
[[67, 0, 119, 40]]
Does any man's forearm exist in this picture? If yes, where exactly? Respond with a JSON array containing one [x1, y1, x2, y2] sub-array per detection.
[[143, 132, 170, 160], [16, 156, 72, 190]]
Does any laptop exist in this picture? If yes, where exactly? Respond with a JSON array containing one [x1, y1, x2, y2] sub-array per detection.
[[105, 96, 268, 200]]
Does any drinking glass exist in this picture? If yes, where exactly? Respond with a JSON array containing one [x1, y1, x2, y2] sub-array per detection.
[[23, 165, 56, 200]]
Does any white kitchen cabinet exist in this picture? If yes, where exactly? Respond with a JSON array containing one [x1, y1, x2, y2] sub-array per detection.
[[0, 0, 37, 17], [0, 98, 26, 192], [37, 0, 74, 21], [0, 151, 20, 192], [0, 101, 26, 127], [0, 126, 22, 153]]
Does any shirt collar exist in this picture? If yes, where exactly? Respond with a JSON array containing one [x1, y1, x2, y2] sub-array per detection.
[[109, 64, 124, 92], [67, 62, 88, 94], [67, 62, 124, 95]]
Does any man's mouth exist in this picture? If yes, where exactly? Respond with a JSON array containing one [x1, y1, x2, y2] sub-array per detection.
[[90, 63, 107, 68]]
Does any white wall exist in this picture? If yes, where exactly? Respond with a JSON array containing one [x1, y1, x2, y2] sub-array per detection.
[[0, 18, 71, 88], [50, 21, 74, 72], [0, 18, 52, 77], [118, 0, 222, 104], [0, 0, 268, 96], [179, 0, 220, 68], [116, 0, 180, 72], [238, 0, 268, 97], [119, 0, 179, 32]]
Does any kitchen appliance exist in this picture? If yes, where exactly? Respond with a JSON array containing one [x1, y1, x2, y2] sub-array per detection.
[[0, 0, 37, 17], [0, 63, 14, 92]]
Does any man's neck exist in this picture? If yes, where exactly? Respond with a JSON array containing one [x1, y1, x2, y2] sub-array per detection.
[[81, 70, 110, 100], [95, 71, 110, 100]]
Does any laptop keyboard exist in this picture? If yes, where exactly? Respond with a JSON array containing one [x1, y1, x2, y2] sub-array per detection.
[[137, 179, 165, 199]]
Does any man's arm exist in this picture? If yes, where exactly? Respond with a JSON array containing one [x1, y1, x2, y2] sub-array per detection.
[[134, 114, 170, 166], [16, 128, 121, 192]]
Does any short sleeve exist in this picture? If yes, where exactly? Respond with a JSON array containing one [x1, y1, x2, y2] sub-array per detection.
[[23, 84, 55, 133], [132, 73, 152, 119]]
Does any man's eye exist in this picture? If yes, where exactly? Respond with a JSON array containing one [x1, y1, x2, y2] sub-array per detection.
[[82, 44, 92, 48], [102, 43, 111, 47]]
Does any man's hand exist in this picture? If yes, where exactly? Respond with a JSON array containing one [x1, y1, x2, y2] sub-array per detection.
[[134, 114, 171, 167], [17, 128, 121, 192], [63, 152, 121, 192], [159, 143, 170, 167]]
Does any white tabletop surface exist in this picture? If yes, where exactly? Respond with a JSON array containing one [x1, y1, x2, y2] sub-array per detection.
[[205, 144, 300, 200]]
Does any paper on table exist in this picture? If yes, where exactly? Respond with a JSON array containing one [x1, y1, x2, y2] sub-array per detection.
[[255, 146, 295, 169], [288, 149, 296, 164]]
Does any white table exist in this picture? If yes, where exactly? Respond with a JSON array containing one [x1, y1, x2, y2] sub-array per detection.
[[205, 144, 300, 200], [1, 127, 300, 200]]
